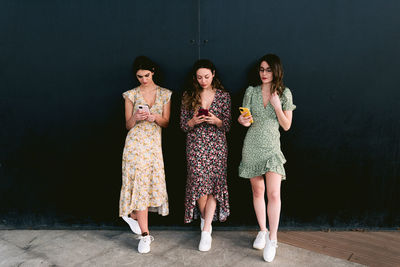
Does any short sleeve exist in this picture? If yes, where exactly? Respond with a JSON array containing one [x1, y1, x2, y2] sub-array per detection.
[[122, 89, 135, 104], [242, 86, 253, 109], [281, 88, 296, 111], [161, 88, 172, 105]]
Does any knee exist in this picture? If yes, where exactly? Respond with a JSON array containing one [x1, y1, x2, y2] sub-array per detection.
[[207, 194, 216, 200], [267, 190, 280, 202], [252, 186, 265, 199]]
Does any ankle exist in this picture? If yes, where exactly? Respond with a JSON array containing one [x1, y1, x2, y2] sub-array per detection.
[[269, 233, 277, 241], [141, 232, 149, 237], [203, 226, 211, 233]]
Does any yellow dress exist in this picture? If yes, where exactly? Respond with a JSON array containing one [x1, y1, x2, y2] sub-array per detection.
[[119, 86, 172, 216]]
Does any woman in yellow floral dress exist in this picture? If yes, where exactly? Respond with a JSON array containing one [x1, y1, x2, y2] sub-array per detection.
[[119, 56, 172, 254]]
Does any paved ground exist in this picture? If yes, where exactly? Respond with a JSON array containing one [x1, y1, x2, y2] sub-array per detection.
[[0, 230, 363, 266]]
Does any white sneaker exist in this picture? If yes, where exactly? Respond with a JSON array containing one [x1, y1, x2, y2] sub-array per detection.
[[253, 230, 267, 250], [122, 216, 142, 235], [263, 237, 278, 262], [200, 217, 212, 234], [138, 235, 154, 254], [198, 231, 212, 252]]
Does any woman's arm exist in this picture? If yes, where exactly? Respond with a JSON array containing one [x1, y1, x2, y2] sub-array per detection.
[[270, 92, 293, 131], [125, 98, 147, 130], [205, 92, 231, 131], [220, 92, 232, 132], [238, 86, 253, 127], [125, 98, 136, 130], [148, 100, 171, 128], [274, 108, 293, 131], [180, 103, 194, 132], [180, 104, 206, 132]]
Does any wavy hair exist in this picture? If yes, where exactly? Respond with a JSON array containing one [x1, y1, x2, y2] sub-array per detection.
[[250, 54, 285, 96], [182, 59, 225, 110]]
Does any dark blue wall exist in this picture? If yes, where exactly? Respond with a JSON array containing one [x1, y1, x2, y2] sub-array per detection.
[[1, 0, 399, 228]]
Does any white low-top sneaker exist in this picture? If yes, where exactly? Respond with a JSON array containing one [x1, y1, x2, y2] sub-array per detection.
[[263, 238, 278, 262], [200, 217, 212, 234], [122, 216, 142, 235], [198, 231, 212, 252], [253, 230, 267, 249], [138, 235, 154, 254]]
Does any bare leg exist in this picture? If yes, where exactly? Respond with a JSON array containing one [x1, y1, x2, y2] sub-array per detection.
[[130, 211, 137, 220], [250, 176, 268, 232], [203, 195, 217, 233], [197, 195, 208, 219], [136, 208, 149, 234], [265, 172, 282, 241]]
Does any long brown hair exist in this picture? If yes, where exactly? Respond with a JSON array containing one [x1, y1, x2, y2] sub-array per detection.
[[251, 54, 285, 96], [182, 59, 225, 110]]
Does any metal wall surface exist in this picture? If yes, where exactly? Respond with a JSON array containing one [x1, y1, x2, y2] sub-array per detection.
[[199, 0, 400, 227], [1, 0, 399, 228]]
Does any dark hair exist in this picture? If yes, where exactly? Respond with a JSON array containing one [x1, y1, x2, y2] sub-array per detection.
[[132, 56, 160, 84], [182, 59, 225, 110], [250, 54, 285, 96]]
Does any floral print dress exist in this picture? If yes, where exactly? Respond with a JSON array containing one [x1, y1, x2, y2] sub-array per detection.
[[180, 89, 231, 223], [239, 86, 296, 180], [119, 86, 172, 217]]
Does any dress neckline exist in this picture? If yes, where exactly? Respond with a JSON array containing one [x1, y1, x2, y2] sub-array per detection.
[[138, 86, 159, 109], [201, 88, 218, 111], [257, 86, 270, 109]]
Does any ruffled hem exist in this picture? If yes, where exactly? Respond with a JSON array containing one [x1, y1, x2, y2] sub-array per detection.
[[184, 186, 230, 224], [119, 201, 169, 217], [239, 153, 287, 180], [184, 193, 230, 224]]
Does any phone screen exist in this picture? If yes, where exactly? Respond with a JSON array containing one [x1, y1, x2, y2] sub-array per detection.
[[197, 108, 209, 116]]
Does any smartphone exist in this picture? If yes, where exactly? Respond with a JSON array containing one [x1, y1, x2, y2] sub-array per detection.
[[137, 104, 150, 114], [197, 108, 209, 116], [239, 107, 254, 123]]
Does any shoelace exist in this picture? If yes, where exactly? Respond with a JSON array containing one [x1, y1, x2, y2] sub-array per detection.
[[256, 231, 266, 238], [270, 240, 278, 248], [138, 235, 154, 242]]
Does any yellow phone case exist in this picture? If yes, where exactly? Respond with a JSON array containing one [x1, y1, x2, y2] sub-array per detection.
[[239, 107, 253, 123]]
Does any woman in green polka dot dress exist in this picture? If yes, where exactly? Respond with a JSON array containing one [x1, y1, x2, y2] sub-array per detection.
[[238, 54, 296, 262]]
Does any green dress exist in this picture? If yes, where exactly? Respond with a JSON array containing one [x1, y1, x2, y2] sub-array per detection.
[[238, 86, 296, 180]]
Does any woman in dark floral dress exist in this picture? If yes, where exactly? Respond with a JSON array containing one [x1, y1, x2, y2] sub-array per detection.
[[180, 59, 231, 252]]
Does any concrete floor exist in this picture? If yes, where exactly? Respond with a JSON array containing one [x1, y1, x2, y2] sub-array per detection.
[[0, 230, 363, 267]]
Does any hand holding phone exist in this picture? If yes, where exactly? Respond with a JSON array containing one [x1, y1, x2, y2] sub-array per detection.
[[239, 107, 253, 123], [197, 108, 209, 117], [137, 104, 150, 115]]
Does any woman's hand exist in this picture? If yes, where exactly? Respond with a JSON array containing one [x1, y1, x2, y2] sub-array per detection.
[[146, 113, 156, 122], [238, 112, 252, 127], [188, 112, 207, 128], [270, 92, 282, 111], [133, 110, 148, 121], [205, 112, 222, 127]]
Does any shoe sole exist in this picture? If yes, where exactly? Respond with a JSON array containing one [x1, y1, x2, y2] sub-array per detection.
[[253, 244, 266, 250], [122, 216, 142, 235]]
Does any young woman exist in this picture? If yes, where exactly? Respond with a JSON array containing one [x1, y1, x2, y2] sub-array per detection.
[[238, 54, 296, 262], [119, 56, 172, 254], [180, 59, 231, 252]]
